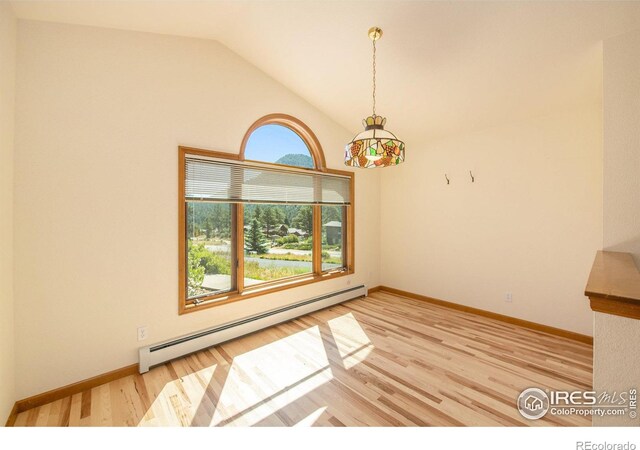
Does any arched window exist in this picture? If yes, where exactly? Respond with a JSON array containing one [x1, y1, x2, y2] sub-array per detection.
[[243, 124, 314, 168], [240, 114, 326, 170], [178, 114, 353, 314]]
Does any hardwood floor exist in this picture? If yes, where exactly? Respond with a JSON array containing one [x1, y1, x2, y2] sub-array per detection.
[[13, 291, 593, 426]]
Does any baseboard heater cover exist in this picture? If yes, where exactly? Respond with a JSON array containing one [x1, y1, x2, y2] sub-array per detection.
[[138, 284, 367, 373]]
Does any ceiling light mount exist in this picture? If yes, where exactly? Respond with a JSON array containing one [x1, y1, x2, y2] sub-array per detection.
[[345, 26, 405, 169], [368, 27, 382, 41]]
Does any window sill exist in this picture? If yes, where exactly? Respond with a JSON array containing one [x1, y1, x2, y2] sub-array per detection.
[[180, 268, 353, 315]]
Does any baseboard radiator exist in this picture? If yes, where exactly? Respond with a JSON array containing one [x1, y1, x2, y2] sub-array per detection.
[[138, 284, 367, 373]]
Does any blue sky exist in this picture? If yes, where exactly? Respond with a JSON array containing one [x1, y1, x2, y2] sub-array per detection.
[[244, 124, 310, 163]]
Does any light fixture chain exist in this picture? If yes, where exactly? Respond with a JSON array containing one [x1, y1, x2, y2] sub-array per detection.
[[372, 37, 376, 117]]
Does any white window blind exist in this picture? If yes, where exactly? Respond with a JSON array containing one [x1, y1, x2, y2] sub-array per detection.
[[185, 156, 351, 205]]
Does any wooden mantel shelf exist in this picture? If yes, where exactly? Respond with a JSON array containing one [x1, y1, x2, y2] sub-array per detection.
[[585, 250, 640, 320]]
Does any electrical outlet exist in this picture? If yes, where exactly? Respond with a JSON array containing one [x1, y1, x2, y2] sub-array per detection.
[[505, 292, 513, 303], [347, 279, 352, 286], [137, 326, 148, 341]]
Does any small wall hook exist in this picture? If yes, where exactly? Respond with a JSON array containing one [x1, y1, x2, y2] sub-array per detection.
[[469, 170, 475, 183], [445, 174, 450, 185]]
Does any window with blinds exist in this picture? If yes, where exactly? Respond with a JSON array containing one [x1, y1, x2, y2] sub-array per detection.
[[178, 121, 354, 314], [184, 156, 351, 205]]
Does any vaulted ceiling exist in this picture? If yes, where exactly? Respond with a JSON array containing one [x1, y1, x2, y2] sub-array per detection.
[[10, 1, 640, 144]]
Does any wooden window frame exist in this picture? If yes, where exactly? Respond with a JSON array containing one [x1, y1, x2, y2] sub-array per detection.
[[178, 114, 355, 315]]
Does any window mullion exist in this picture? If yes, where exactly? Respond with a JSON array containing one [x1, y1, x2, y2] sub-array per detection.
[[236, 203, 245, 293], [312, 204, 322, 274], [342, 205, 348, 270]]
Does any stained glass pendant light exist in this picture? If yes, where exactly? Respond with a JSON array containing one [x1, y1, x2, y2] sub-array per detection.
[[345, 27, 405, 169]]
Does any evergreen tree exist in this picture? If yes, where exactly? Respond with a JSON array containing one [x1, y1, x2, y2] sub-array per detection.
[[322, 205, 341, 224], [245, 218, 268, 254], [273, 207, 286, 225], [293, 206, 313, 234], [210, 203, 231, 238], [283, 205, 300, 225], [254, 205, 263, 223], [263, 207, 276, 238], [186, 203, 232, 240]]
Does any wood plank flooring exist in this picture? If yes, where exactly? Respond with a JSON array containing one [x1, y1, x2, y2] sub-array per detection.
[[13, 291, 593, 426]]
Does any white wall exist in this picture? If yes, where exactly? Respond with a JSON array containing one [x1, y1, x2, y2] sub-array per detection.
[[603, 29, 640, 263], [379, 107, 603, 336], [593, 28, 640, 427], [14, 21, 380, 399], [0, 1, 16, 422]]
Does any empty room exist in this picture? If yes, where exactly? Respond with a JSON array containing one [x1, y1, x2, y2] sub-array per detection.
[[1, 0, 640, 446]]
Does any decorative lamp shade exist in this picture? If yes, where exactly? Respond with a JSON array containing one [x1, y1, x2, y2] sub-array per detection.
[[345, 115, 405, 168]]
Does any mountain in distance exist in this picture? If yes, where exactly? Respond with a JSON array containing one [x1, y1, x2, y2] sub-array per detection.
[[274, 153, 314, 168]]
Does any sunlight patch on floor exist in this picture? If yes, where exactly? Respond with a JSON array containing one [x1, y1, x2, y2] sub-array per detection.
[[141, 363, 216, 426], [210, 325, 333, 426], [293, 406, 327, 426], [327, 312, 374, 369]]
